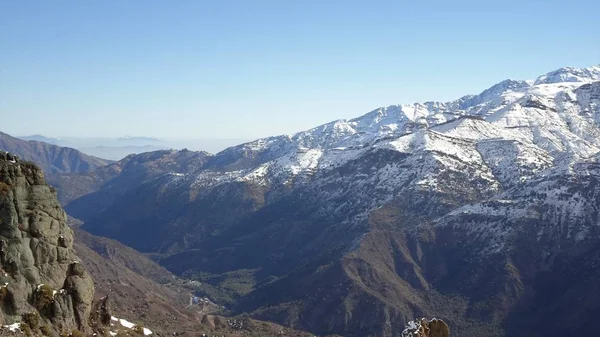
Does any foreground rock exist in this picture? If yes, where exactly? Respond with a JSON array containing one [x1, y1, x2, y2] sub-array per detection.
[[0, 157, 99, 335]]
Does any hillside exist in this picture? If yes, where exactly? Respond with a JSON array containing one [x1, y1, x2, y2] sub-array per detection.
[[51, 149, 212, 206], [72, 229, 209, 336]]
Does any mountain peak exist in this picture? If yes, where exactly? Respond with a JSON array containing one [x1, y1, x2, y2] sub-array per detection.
[[534, 65, 600, 85]]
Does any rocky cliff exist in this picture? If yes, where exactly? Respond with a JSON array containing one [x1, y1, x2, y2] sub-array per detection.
[[0, 157, 95, 335]]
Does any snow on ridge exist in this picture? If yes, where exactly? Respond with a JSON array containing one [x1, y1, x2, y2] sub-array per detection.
[[382, 129, 480, 163], [432, 116, 525, 142], [217, 65, 599, 158], [166, 65, 600, 230], [208, 65, 600, 182], [435, 155, 600, 255], [111, 316, 152, 335], [534, 65, 600, 85]]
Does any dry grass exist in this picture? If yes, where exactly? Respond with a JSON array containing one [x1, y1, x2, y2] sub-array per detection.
[[34, 284, 55, 314]]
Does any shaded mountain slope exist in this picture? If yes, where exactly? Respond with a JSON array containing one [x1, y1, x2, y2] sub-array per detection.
[[51, 149, 211, 207], [0, 132, 110, 174]]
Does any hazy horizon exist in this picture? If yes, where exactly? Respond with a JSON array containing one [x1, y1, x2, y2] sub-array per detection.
[[2, 0, 600, 140], [11, 133, 253, 159]]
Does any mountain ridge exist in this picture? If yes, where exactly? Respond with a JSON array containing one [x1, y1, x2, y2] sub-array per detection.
[[0, 132, 111, 174]]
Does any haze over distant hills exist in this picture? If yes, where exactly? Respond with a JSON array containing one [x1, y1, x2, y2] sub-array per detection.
[[16, 135, 250, 160], [0, 131, 111, 173]]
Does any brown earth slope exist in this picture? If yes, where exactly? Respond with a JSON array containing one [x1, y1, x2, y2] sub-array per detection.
[[74, 228, 317, 337]]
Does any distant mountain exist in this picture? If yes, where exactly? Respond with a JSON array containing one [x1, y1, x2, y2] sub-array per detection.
[[0, 131, 111, 174], [18, 134, 62, 144], [117, 136, 162, 142], [50, 149, 212, 205], [77, 145, 171, 161], [61, 65, 600, 336], [15, 135, 250, 161]]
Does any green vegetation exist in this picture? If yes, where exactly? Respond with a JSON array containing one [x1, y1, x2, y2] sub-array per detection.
[[185, 269, 258, 306]]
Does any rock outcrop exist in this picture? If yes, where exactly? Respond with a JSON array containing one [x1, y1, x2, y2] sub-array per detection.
[[401, 319, 450, 337], [0, 158, 96, 335]]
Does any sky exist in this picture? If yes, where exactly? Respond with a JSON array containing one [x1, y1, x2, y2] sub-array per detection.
[[1, 0, 600, 140]]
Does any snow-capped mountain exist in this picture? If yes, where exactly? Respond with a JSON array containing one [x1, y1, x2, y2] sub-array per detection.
[[165, 65, 600, 197], [62, 65, 600, 337], [75, 63, 600, 262]]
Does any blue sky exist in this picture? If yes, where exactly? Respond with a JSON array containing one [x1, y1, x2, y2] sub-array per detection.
[[1, 0, 599, 139]]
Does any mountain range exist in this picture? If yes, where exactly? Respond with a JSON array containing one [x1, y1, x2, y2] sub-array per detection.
[[4, 64, 600, 336], [0, 150, 317, 337], [15, 135, 250, 161]]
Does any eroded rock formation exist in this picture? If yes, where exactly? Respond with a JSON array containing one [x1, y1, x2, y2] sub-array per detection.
[[0, 158, 96, 335]]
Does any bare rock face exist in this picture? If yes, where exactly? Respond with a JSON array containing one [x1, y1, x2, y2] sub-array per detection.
[[402, 318, 450, 337], [0, 158, 95, 334], [90, 295, 113, 326]]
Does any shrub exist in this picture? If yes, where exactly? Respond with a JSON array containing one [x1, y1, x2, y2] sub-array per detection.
[[0, 182, 10, 197], [0, 182, 10, 193], [95, 327, 111, 337], [21, 312, 40, 330], [71, 329, 84, 337], [116, 330, 133, 337], [34, 284, 55, 316], [132, 324, 145, 335], [19, 322, 32, 336], [40, 325, 52, 336], [0, 286, 9, 302]]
